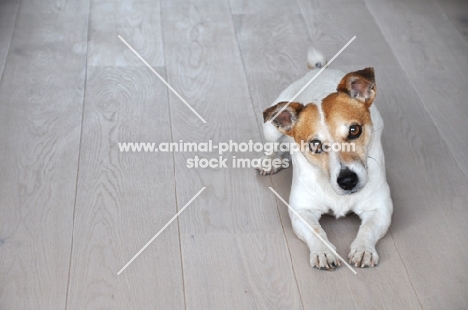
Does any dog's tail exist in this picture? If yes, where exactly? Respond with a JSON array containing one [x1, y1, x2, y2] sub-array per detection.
[[307, 46, 327, 70]]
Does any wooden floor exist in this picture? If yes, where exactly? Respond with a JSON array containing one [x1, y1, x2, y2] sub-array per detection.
[[1, 0, 468, 309]]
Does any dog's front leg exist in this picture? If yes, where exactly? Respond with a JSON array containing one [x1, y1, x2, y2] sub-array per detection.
[[290, 209, 340, 270], [349, 202, 392, 267]]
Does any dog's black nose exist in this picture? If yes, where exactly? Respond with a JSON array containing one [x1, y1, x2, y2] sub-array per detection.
[[337, 169, 358, 191]]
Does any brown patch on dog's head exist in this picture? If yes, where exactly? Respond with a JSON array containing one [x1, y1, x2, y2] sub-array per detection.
[[322, 68, 376, 168], [290, 104, 329, 173], [321, 92, 372, 167], [264, 102, 327, 172], [290, 104, 320, 142]]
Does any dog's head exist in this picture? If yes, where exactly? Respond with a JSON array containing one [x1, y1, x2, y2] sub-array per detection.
[[263, 68, 376, 195]]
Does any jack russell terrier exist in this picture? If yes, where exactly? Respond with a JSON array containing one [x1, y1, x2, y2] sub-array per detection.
[[257, 47, 393, 269]]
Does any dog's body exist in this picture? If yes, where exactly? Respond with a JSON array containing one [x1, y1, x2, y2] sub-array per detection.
[[258, 48, 393, 269]]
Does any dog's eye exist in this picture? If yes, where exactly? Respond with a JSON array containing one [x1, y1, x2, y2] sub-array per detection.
[[309, 139, 323, 154], [348, 125, 362, 140]]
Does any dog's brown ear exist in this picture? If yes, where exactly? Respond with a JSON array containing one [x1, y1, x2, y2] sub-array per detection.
[[337, 67, 376, 107], [263, 101, 304, 135]]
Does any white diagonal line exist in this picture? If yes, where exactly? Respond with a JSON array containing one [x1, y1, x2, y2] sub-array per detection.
[[118, 35, 207, 124], [117, 187, 206, 275], [268, 187, 357, 274], [268, 36, 356, 124]]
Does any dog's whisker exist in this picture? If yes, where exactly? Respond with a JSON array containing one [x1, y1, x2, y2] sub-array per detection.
[[367, 155, 378, 164]]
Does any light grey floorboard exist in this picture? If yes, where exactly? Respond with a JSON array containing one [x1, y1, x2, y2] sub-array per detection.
[[87, 0, 165, 67], [18, 0, 89, 14], [161, 0, 303, 309], [234, 7, 422, 310], [365, 0, 468, 180], [376, 67, 468, 309], [232, 13, 312, 132], [230, 0, 300, 15], [181, 233, 302, 310], [0, 2, 18, 29], [434, 0, 468, 44], [296, 0, 396, 68], [66, 66, 185, 310], [0, 28, 14, 80], [65, 1, 185, 308], [0, 1, 18, 77], [0, 7, 88, 310]]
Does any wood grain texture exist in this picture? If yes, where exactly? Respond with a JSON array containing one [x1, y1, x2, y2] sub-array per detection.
[[0, 1, 18, 78], [182, 234, 301, 310], [160, 0, 288, 235], [376, 66, 468, 310], [88, 1, 165, 67], [434, 0, 468, 44], [296, 0, 396, 68], [1, 12, 88, 87], [0, 27, 13, 79], [364, 0, 468, 180], [229, 0, 300, 15], [0, 2, 18, 29], [0, 1, 18, 31], [234, 6, 422, 310], [232, 13, 312, 133], [161, 0, 302, 308], [0, 9, 88, 310], [66, 66, 185, 309], [18, 0, 89, 14]]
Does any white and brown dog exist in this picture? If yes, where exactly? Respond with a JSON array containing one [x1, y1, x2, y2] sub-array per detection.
[[258, 47, 393, 269]]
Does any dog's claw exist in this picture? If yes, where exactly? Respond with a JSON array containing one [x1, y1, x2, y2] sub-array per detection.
[[310, 252, 339, 270], [253, 155, 287, 175], [348, 248, 379, 268], [255, 167, 274, 176]]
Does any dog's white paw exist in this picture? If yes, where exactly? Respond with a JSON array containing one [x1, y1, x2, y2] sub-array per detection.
[[253, 155, 285, 175], [255, 164, 281, 176], [310, 248, 340, 270], [348, 246, 379, 267]]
